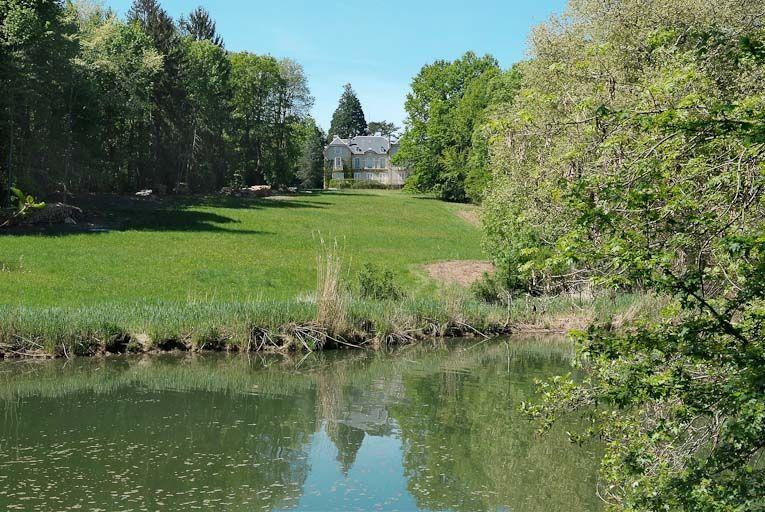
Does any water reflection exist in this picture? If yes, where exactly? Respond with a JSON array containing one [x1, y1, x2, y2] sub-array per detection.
[[0, 337, 601, 511]]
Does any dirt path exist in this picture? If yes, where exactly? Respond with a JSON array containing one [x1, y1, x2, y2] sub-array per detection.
[[455, 209, 480, 227], [424, 260, 495, 287]]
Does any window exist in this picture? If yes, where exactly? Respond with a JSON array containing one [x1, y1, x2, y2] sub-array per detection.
[[365, 157, 373, 169], [334, 157, 342, 169], [378, 158, 385, 169], [353, 158, 360, 169]]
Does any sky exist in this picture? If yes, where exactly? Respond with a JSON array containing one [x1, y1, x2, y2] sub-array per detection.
[[108, 0, 569, 132]]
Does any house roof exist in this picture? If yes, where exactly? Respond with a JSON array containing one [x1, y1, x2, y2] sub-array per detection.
[[328, 135, 394, 155]]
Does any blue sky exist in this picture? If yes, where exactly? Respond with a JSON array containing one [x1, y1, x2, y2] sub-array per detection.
[[107, 0, 568, 131]]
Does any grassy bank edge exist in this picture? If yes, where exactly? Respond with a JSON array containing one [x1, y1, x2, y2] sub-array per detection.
[[0, 291, 662, 359]]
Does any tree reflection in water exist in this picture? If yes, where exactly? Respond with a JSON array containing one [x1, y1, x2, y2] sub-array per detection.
[[0, 337, 601, 511]]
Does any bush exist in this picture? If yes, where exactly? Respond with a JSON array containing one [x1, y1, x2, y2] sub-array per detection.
[[328, 179, 352, 189], [351, 180, 387, 190], [470, 272, 505, 304], [328, 179, 389, 190], [470, 266, 532, 303], [357, 263, 401, 300]]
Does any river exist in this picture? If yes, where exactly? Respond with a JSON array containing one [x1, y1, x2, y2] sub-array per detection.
[[0, 336, 601, 511]]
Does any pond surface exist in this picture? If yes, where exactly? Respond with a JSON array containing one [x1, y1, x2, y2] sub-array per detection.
[[0, 337, 602, 511]]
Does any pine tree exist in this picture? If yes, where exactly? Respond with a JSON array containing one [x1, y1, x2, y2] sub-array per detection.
[[328, 83, 367, 140], [179, 7, 223, 47], [296, 119, 326, 189]]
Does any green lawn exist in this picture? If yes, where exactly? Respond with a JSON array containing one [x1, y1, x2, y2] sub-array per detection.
[[1, 190, 484, 307]]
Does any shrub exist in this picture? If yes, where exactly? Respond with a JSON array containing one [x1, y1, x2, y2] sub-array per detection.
[[328, 179, 389, 190], [350, 180, 387, 190], [357, 263, 401, 300], [470, 272, 505, 304], [328, 179, 352, 189]]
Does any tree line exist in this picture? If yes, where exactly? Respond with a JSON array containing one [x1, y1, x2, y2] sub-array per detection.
[[0, 0, 327, 201]]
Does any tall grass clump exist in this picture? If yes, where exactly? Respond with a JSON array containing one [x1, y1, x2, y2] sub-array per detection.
[[315, 238, 349, 335]]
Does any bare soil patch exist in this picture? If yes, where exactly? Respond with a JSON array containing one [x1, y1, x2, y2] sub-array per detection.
[[425, 260, 495, 287], [456, 209, 480, 227]]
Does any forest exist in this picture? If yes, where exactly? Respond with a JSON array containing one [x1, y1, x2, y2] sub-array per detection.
[[0, 0, 326, 199]]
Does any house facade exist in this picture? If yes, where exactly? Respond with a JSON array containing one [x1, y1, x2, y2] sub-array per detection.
[[324, 135, 410, 187]]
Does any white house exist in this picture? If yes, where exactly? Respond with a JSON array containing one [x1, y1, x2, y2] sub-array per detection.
[[324, 135, 411, 187]]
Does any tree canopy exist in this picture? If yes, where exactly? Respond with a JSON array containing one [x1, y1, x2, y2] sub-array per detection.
[[179, 6, 223, 47], [394, 52, 520, 202], [0, 0, 313, 197], [476, 0, 765, 508], [367, 120, 399, 138]]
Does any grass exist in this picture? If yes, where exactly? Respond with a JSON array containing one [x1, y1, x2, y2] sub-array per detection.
[[0, 190, 664, 358], [0, 297, 511, 357], [1, 190, 483, 306]]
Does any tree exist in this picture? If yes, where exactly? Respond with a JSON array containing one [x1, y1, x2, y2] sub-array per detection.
[[328, 83, 367, 139], [180, 38, 231, 190], [367, 120, 399, 138], [296, 118, 325, 189], [478, 0, 765, 508], [179, 6, 223, 47], [267, 58, 313, 188], [0, 0, 80, 198], [228, 54, 312, 188], [464, 65, 522, 202], [74, 6, 161, 192], [0, 0, 313, 197], [394, 52, 500, 202], [128, 0, 189, 190]]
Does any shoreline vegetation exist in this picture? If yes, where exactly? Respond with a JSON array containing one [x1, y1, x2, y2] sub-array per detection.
[[0, 289, 661, 360], [0, 190, 662, 360]]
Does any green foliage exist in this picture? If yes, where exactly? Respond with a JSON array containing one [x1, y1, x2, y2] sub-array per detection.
[[228, 53, 313, 188], [178, 6, 222, 46], [296, 117, 326, 189], [484, 0, 765, 508], [367, 120, 399, 137], [526, 234, 765, 510], [1, 187, 44, 227], [396, 54, 521, 202], [328, 83, 367, 140], [9, 187, 44, 213], [0, 0, 313, 196], [328, 179, 388, 190], [357, 263, 401, 301], [469, 272, 507, 304]]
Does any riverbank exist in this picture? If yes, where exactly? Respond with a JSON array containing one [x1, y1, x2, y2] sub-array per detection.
[[0, 291, 662, 359]]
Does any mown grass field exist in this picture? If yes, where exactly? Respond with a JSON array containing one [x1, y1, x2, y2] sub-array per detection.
[[1, 190, 484, 307]]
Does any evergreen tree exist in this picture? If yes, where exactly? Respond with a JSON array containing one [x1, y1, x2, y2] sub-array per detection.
[[296, 118, 326, 189], [179, 6, 223, 47], [328, 83, 367, 140]]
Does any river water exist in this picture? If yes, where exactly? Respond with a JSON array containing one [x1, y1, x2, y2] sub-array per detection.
[[0, 337, 601, 511]]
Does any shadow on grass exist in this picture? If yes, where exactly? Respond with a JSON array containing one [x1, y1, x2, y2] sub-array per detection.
[[0, 190, 393, 237], [174, 194, 332, 210], [0, 194, 303, 237]]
